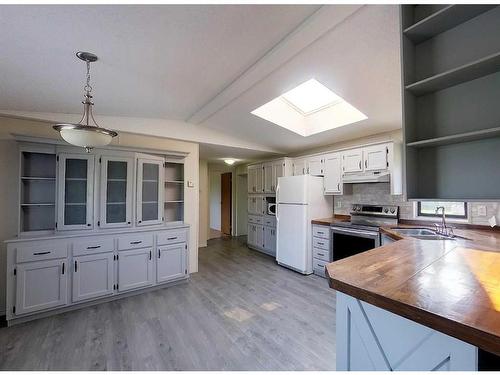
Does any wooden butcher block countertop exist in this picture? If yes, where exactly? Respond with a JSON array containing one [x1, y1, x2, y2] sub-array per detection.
[[322, 218, 500, 356]]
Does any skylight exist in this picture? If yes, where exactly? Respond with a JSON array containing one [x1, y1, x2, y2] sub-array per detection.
[[281, 79, 342, 115], [251, 79, 367, 137]]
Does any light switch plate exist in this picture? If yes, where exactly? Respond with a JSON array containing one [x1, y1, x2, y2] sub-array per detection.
[[477, 205, 487, 217], [187, 181, 194, 188]]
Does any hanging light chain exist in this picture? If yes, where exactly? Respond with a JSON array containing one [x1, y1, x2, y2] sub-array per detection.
[[84, 60, 92, 94]]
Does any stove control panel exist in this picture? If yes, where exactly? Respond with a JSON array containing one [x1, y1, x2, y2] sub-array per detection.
[[351, 204, 399, 218]]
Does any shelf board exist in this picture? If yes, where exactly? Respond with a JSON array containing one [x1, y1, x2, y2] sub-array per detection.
[[65, 178, 87, 181], [107, 178, 127, 182], [142, 180, 159, 183], [65, 202, 86, 206], [106, 202, 126, 205], [21, 176, 56, 181], [142, 201, 158, 204], [405, 51, 500, 96], [406, 126, 500, 148], [21, 203, 55, 207], [165, 200, 184, 203], [165, 180, 184, 184], [404, 5, 496, 43]]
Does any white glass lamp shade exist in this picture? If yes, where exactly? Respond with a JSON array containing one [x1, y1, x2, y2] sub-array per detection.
[[54, 124, 118, 150]]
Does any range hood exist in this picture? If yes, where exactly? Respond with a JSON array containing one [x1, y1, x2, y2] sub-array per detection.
[[342, 170, 390, 184]]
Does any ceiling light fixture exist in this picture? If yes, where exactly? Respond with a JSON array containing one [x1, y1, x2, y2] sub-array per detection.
[[224, 159, 236, 165], [53, 52, 118, 152]]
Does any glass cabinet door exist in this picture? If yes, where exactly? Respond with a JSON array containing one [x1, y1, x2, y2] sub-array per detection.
[[99, 156, 134, 228], [57, 153, 94, 230], [137, 157, 164, 226]]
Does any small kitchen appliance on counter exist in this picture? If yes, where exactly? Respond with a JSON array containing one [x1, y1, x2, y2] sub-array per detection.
[[331, 204, 399, 261]]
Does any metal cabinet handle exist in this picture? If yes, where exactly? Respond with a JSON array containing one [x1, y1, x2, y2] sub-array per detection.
[[62, 262, 65, 275], [337, 183, 340, 191], [74, 260, 78, 272], [365, 160, 368, 168], [167, 237, 177, 240], [317, 242, 324, 246], [33, 251, 50, 255], [158, 249, 161, 258], [149, 250, 152, 260], [87, 245, 101, 249], [130, 241, 142, 245], [358, 161, 361, 169]]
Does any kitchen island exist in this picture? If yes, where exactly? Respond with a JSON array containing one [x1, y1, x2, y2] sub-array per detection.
[[322, 220, 500, 370]]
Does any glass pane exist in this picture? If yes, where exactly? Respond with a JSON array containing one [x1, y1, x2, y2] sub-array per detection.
[[107, 181, 126, 203], [143, 163, 159, 181], [142, 202, 158, 221], [107, 203, 126, 223], [107, 161, 127, 180], [142, 180, 158, 203], [65, 180, 87, 204], [65, 204, 86, 225], [65, 158, 87, 179], [419, 201, 466, 217]]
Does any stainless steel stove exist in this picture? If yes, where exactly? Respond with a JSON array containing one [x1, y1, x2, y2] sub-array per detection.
[[331, 204, 399, 261]]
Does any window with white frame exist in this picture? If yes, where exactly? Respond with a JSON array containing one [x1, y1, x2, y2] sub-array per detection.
[[417, 201, 467, 219]]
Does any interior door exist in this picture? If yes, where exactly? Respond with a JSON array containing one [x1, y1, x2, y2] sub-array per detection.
[[136, 157, 164, 226], [72, 252, 114, 302], [157, 243, 186, 283], [118, 248, 154, 292], [57, 153, 94, 230], [15, 259, 67, 315], [100, 156, 134, 228], [221, 172, 232, 236]]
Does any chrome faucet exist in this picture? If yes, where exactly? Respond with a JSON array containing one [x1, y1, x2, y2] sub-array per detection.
[[434, 206, 454, 237]]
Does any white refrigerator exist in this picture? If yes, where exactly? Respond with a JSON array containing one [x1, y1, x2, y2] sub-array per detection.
[[276, 175, 333, 274]]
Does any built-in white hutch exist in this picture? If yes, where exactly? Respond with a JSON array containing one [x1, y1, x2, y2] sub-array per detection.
[[6, 140, 189, 325]]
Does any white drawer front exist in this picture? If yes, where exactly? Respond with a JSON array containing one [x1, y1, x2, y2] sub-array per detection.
[[264, 216, 276, 227], [313, 237, 330, 250], [312, 225, 330, 240], [16, 241, 68, 263], [117, 233, 153, 251], [254, 216, 263, 224], [157, 230, 187, 246], [73, 237, 114, 256], [248, 215, 257, 224], [313, 259, 328, 276], [313, 247, 330, 262]]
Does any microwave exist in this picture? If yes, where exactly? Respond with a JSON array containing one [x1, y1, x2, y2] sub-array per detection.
[[267, 202, 276, 216]]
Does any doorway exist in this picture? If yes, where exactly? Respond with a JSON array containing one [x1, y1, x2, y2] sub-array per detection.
[[221, 172, 232, 236]]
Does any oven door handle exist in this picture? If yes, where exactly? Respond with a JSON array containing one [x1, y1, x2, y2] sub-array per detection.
[[331, 226, 379, 239]]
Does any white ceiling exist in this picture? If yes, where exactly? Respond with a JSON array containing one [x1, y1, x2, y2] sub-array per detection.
[[0, 4, 402, 161]]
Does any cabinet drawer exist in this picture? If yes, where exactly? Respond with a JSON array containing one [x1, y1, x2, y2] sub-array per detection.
[[313, 247, 331, 262], [16, 241, 68, 263], [117, 233, 153, 251], [313, 259, 328, 277], [248, 215, 258, 224], [73, 237, 114, 256], [157, 230, 187, 246], [312, 225, 330, 240], [313, 237, 330, 250], [264, 216, 276, 227]]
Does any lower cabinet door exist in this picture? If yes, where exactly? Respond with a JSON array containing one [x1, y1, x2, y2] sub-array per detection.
[[15, 259, 68, 315], [263, 226, 276, 255], [72, 253, 114, 302], [255, 224, 264, 248], [247, 224, 255, 246], [157, 243, 187, 283], [118, 248, 154, 292]]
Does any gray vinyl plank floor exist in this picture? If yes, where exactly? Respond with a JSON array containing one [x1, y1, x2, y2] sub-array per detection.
[[0, 236, 337, 370]]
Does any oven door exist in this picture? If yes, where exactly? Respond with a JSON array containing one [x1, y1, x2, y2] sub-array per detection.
[[331, 227, 381, 261]]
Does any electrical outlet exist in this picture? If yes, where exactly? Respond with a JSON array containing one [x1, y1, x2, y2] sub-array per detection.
[[477, 205, 487, 217]]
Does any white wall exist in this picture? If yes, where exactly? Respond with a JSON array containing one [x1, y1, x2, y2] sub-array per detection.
[[209, 169, 222, 231], [0, 140, 21, 314], [199, 160, 209, 247]]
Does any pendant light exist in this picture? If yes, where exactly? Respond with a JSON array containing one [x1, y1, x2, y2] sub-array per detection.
[[53, 52, 118, 152]]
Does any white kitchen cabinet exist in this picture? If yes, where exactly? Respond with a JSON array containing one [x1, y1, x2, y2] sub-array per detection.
[[272, 160, 285, 192], [255, 224, 264, 248], [263, 162, 274, 193], [72, 252, 114, 302], [157, 243, 187, 283], [99, 155, 134, 228], [293, 158, 308, 176], [248, 166, 256, 193], [118, 247, 154, 292], [363, 144, 388, 171], [308, 155, 324, 176], [247, 224, 255, 246], [342, 149, 363, 173], [15, 259, 67, 315], [57, 153, 94, 231], [136, 156, 164, 226], [323, 152, 343, 195], [263, 226, 276, 255], [247, 164, 263, 193]]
